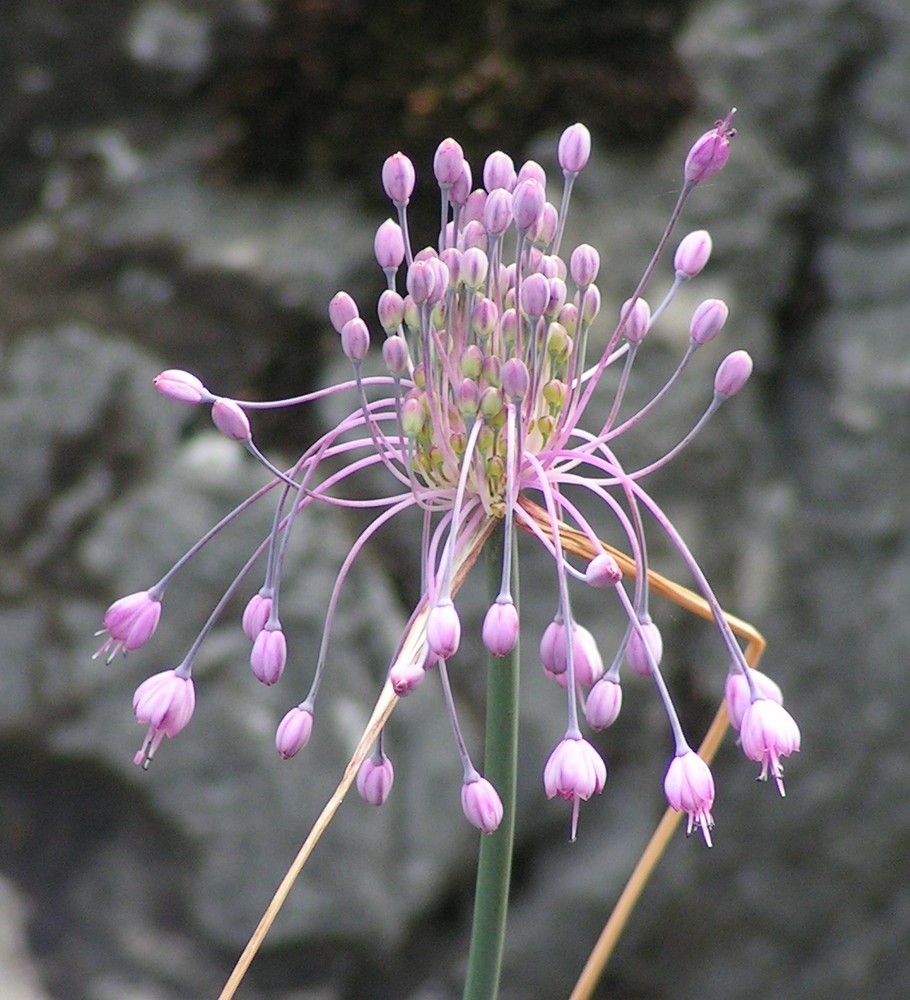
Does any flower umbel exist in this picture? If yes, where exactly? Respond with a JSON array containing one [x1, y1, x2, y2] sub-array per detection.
[[98, 112, 798, 850]]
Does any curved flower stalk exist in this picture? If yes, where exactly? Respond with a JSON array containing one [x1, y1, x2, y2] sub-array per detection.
[[94, 110, 800, 998]]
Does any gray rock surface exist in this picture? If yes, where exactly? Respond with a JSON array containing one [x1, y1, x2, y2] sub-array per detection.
[[2, 1, 909, 999]]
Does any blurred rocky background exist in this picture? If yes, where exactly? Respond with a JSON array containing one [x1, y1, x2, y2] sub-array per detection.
[[1, 0, 908, 998]]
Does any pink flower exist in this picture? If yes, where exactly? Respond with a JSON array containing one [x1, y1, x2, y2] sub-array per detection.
[[132, 668, 195, 768], [740, 699, 801, 795], [724, 668, 783, 730], [544, 736, 607, 840], [625, 618, 663, 677], [664, 750, 716, 846], [94, 590, 161, 662], [153, 369, 211, 404], [357, 752, 395, 806], [461, 776, 503, 834], [684, 109, 736, 183], [241, 590, 273, 642], [388, 657, 427, 697]]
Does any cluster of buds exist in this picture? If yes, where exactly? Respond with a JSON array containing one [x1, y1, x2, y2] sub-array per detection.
[[95, 109, 799, 842]]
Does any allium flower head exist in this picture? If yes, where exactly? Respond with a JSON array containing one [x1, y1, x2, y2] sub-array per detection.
[[96, 114, 799, 837]]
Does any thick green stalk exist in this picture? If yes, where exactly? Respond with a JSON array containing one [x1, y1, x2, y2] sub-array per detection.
[[462, 523, 519, 1000]]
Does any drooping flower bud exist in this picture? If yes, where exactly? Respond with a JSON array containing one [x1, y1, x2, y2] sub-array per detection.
[[426, 599, 461, 660], [585, 677, 623, 729], [250, 626, 287, 686], [462, 776, 504, 834], [626, 618, 663, 676], [241, 589, 273, 642], [357, 752, 395, 806], [211, 398, 251, 442], [482, 598, 520, 657], [275, 704, 313, 759], [585, 552, 622, 588], [389, 657, 426, 696]]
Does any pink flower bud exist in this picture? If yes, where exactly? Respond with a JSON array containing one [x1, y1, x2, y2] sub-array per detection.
[[440, 247, 462, 288], [382, 334, 409, 376], [483, 187, 513, 235], [357, 752, 395, 806], [275, 704, 313, 759], [461, 776, 503, 834], [684, 109, 736, 184], [153, 369, 211, 404], [382, 151, 416, 205], [581, 284, 601, 324], [483, 150, 516, 192], [569, 243, 600, 287], [585, 552, 622, 588], [426, 599, 461, 660], [585, 677, 623, 729], [539, 619, 566, 677], [340, 317, 370, 362], [329, 291, 359, 334], [558, 122, 592, 175], [520, 272, 550, 318], [714, 349, 753, 397], [250, 626, 287, 686], [620, 297, 651, 343], [378, 289, 405, 333], [664, 749, 716, 845], [674, 229, 713, 279], [501, 357, 530, 398], [406, 259, 437, 304], [482, 598, 520, 657], [241, 590, 273, 642], [461, 247, 489, 290], [433, 137, 465, 187], [461, 189, 486, 227], [511, 177, 545, 231], [374, 219, 405, 271], [690, 298, 729, 345], [211, 398, 251, 442], [626, 618, 663, 676], [400, 395, 425, 438], [724, 667, 783, 730], [95, 590, 162, 662], [740, 699, 800, 795], [572, 625, 604, 687], [389, 657, 426, 696], [133, 668, 195, 768], [450, 160, 473, 206], [529, 202, 558, 246]]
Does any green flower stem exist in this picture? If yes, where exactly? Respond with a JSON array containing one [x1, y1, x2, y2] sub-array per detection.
[[463, 522, 519, 1000]]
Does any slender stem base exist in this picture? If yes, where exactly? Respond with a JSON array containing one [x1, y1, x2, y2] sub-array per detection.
[[462, 523, 519, 1000]]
